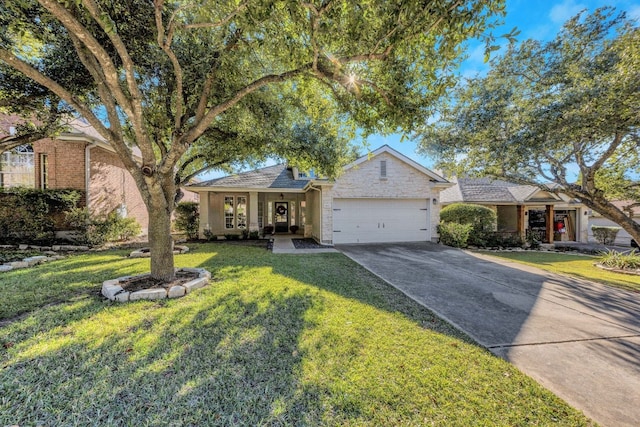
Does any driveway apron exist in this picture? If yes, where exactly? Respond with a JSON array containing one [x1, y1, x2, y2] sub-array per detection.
[[338, 242, 640, 427]]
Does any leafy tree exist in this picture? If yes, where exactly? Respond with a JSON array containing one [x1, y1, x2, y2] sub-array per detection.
[[1, 0, 505, 281], [418, 7, 640, 245]]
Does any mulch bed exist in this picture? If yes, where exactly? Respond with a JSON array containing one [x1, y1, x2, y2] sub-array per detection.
[[291, 238, 325, 249], [119, 270, 199, 293]]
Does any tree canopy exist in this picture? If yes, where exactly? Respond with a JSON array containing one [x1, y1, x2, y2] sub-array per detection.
[[1, 0, 506, 280], [418, 7, 640, 244]]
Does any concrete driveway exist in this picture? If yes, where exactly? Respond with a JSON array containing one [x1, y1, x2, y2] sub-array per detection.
[[338, 242, 640, 427]]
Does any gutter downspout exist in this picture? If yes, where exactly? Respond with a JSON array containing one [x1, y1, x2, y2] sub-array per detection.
[[85, 142, 97, 210]]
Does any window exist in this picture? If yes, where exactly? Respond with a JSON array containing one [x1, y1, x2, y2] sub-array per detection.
[[237, 196, 247, 229], [40, 153, 49, 189], [380, 160, 387, 179], [224, 196, 234, 229], [290, 201, 296, 226], [300, 201, 306, 226], [0, 144, 35, 188], [258, 201, 264, 230]]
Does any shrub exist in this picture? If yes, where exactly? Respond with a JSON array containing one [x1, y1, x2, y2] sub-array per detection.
[[591, 226, 620, 245], [241, 229, 249, 240], [438, 222, 473, 248], [203, 229, 217, 241], [174, 202, 199, 240], [0, 188, 82, 244], [249, 231, 260, 240], [599, 249, 640, 270], [65, 208, 141, 246], [440, 203, 497, 247], [224, 233, 240, 240], [485, 232, 524, 248]]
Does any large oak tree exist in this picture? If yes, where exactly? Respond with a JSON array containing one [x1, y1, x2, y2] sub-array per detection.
[[1, 0, 505, 281], [418, 8, 640, 244]]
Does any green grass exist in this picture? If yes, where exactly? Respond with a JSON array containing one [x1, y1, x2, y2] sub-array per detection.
[[481, 251, 640, 292], [1, 243, 594, 426]]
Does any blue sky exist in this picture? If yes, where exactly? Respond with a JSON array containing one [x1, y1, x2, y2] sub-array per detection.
[[367, 0, 640, 168]]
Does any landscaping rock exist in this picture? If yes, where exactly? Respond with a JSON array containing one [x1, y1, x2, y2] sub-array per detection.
[[180, 267, 211, 279], [183, 277, 208, 293], [129, 288, 167, 301], [168, 286, 186, 298], [114, 292, 131, 302], [0, 265, 13, 272], [102, 284, 125, 300], [0, 245, 15, 249], [9, 261, 29, 269], [18, 244, 28, 250], [24, 256, 48, 266]]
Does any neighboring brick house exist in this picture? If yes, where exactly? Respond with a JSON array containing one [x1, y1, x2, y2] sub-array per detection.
[[1, 116, 150, 233], [188, 145, 452, 244]]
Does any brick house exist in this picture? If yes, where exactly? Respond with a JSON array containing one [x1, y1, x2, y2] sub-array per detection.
[[188, 145, 452, 244], [1, 116, 151, 233]]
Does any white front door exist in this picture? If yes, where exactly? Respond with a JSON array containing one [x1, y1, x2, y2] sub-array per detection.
[[332, 198, 430, 244]]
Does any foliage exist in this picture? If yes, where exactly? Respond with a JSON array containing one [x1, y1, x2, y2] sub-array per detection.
[[437, 221, 473, 248], [174, 202, 199, 240], [224, 233, 240, 241], [0, 249, 42, 264], [418, 7, 640, 246], [591, 226, 621, 245], [263, 225, 274, 236], [248, 231, 259, 240], [484, 232, 524, 248], [599, 249, 640, 270], [0, 188, 81, 244], [440, 203, 497, 246], [0, 244, 593, 425], [66, 208, 141, 246], [202, 228, 216, 241], [0, 0, 507, 281]]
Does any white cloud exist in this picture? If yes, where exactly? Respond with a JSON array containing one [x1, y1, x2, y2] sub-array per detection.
[[549, 0, 586, 24]]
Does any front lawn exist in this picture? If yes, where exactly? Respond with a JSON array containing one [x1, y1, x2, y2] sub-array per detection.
[[482, 251, 640, 292], [0, 243, 594, 425]]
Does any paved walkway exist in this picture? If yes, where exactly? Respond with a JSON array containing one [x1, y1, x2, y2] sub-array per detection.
[[338, 242, 640, 427], [271, 235, 338, 254]]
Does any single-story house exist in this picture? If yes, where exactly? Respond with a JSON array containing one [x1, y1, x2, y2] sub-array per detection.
[[1, 115, 196, 234], [188, 145, 452, 245], [440, 177, 590, 243], [588, 200, 640, 247]]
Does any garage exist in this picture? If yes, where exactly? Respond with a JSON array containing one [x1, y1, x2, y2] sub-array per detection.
[[332, 198, 430, 244]]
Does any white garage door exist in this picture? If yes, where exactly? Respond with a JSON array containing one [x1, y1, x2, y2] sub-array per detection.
[[333, 198, 430, 244]]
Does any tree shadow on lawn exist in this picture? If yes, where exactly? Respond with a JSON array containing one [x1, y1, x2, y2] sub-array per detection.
[[0, 244, 602, 425], [1, 285, 328, 425]]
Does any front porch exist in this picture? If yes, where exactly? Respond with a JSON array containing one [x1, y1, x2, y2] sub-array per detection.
[[496, 204, 587, 244]]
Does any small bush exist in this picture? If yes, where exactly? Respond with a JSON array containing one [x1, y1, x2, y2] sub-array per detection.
[[224, 234, 240, 241], [66, 208, 141, 246], [203, 229, 217, 241], [485, 232, 524, 248], [241, 229, 249, 240], [249, 231, 260, 240], [599, 249, 640, 270], [174, 202, 199, 240], [438, 222, 473, 248], [440, 203, 497, 247], [591, 226, 620, 245]]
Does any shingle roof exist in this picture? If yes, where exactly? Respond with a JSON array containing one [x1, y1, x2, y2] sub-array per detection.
[[440, 177, 553, 204], [192, 164, 309, 190]]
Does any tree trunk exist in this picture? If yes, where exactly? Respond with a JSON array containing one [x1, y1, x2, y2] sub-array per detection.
[[571, 193, 640, 246], [147, 179, 176, 282]]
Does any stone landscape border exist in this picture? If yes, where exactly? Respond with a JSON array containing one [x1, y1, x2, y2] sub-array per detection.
[[101, 267, 211, 302]]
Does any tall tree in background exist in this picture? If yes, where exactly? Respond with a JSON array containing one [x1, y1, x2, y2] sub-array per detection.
[[418, 8, 640, 244], [1, 0, 506, 281]]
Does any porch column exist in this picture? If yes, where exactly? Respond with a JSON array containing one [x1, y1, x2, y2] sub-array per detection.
[[545, 204, 554, 243], [516, 205, 525, 240], [249, 191, 259, 232], [198, 192, 210, 239]]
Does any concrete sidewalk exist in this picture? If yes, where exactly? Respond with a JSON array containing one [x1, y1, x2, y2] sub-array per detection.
[[271, 235, 338, 254], [338, 242, 640, 427]]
